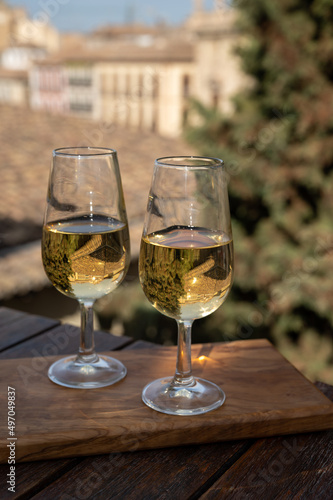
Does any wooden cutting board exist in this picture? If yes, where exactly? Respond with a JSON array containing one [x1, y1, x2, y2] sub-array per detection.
[[0, 339, 332, 463]]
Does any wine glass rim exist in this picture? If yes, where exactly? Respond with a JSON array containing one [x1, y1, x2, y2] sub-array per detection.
[[155, 156, 224, 168], [53, 147, 117, 158]]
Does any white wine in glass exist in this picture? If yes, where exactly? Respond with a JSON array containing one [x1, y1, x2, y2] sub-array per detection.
[[139, 156, 233, 415], [42, 147, 130, 389]]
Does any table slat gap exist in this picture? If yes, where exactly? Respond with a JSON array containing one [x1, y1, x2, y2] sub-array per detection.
[[190, 439, 255, 500]]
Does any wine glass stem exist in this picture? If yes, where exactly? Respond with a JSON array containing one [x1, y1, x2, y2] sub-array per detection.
[[174, 320, 194, 386], [78, 300, 98, 363]]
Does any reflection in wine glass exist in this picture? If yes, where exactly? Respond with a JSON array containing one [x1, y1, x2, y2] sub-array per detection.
[[42, 147, 130, 388], [139, 156, 233, 415]]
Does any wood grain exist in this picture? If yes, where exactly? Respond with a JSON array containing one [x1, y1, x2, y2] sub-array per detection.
[[0, 339, 332, 463], [0, 322, 132, 360], [200, 382, 333, 500], [29, 441, 252, 500], [0, 307, 28, 327], [0, 458, 83, 500], [0, 306, 59, 351], [201, 431, 333, 500]]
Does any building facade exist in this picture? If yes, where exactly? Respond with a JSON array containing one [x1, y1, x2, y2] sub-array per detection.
[[29, 59, 68, 113], [0, 0, 59, 52], [3, 1, 247, 138], [0, 0, 60, 107], [96, 43, 193, 137], [30, 43, 194, 137], [187, 2, 247, 115], [0, 68, 27, 106]]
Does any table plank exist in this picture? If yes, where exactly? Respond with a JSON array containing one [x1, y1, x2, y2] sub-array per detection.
[[0, 323, 133, 360], [0, 341, 332, 463], [200, 431, 333, 500], [0, 309, 332, 500], [0, 332, 253, 500], [0, 307, 59, 351], [0, 334, 139, 500], [0, 458, 83, 500], [27, 441, 254, 500], [199, 383, 333, 500], [6, 381, 331, 499], [0, 307, 29, 327]]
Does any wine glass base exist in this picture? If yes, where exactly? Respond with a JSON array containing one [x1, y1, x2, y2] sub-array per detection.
[[142, 376, 225, 416], [48, 355, 127, 389]]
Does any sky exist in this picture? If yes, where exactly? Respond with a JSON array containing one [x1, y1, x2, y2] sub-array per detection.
[[5, 0, 216, 33]]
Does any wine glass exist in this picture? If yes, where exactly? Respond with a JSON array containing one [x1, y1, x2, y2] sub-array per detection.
[[42, 147, 130, 389], [139, 156, 233, 415]]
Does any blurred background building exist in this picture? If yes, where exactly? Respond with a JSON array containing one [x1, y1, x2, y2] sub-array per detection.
[[0, 0, 245, 136]]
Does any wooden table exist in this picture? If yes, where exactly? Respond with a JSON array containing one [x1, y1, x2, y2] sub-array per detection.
[[0, 306, 332, 499]]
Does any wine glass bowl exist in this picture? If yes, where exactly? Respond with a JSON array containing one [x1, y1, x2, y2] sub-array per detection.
[[42, 147, 130, 388], [139, 156, 233, 415]]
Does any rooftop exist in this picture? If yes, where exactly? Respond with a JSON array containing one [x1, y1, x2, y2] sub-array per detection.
[[37, 39, 194, 66], [0, 105, 194, 300]]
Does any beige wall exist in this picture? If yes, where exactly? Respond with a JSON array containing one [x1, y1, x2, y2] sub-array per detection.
[[0, 75, 27, 106], [156, 63, 193, 137], [0, 7, 11, 50], [96, 7, 246, 136], [187, 7, 247, 116], [97, 60, 193, 137], [194, 33, 245, 115], [0, 4, 59, 53], [14, 16, 60, 53]]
